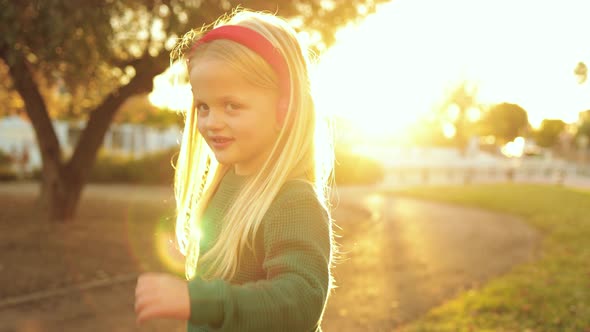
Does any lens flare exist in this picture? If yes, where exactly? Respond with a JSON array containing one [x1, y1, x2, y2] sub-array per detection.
[[154, 218, 186, 276]]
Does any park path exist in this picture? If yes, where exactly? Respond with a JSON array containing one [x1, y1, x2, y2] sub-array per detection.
[[0, 183, 540, 331], [323, 187, 540, 331]]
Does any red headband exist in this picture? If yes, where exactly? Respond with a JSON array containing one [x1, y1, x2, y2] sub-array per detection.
[[188, 25, 291, 122]]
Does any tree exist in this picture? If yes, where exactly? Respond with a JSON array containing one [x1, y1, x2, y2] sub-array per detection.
[[479, 102, 529, 145], [575, 119, 590, 148], [534, 119, 566, 148], [434, 81, 481, 155], [0, 61, 24, 117], [409, 117, 455, 147], [115, 94, 183, 128], [0, 0, 387, 222], [574, 61, 587, 84], [574, 62, 590, 151]]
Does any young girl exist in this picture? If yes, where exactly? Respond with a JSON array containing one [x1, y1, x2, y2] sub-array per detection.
[[134, 9, 336, 332]]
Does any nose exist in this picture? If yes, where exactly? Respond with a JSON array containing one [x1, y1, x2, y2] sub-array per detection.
[[203, 109, 225, 131]]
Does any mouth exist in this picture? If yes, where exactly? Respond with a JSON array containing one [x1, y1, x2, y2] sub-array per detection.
[[209, 136, 234, 149]]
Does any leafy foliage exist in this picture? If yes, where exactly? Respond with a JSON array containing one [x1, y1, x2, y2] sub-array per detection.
[[534, 119, 566, 148], [0, 0, 388, 119], [114, 94, 183, 128], [479, 102, 529, 144], [88, 148, 177, 185], [434, 81, 481, 152], [0, 0, 390, 221], [574, 61, 587, 84]]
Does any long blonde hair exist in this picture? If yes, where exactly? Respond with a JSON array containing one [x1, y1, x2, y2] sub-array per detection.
[[171, 9, 335, 282]]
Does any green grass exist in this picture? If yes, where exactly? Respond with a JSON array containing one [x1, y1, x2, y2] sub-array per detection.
[[388, 184, 590, 332]]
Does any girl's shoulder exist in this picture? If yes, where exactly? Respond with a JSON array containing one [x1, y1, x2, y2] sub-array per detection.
[[275, 178, 316, 201], [266, 178, 327, 218]]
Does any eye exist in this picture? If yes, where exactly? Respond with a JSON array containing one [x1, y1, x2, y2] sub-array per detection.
[[225, 102, 241, 113], [196, 102, 209, 114]]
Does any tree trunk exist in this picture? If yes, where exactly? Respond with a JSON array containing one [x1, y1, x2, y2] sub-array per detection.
[[37, 166, 84, 222], [3, 48, 74, 221], [455, 116, 468, 157], [4, 47, 169, 222]]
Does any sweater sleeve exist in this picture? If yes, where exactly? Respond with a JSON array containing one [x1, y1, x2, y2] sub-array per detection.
[[187, 183, 332, 331]]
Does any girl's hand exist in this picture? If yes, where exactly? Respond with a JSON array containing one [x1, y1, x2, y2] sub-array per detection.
[[134, 272, 190, 325]]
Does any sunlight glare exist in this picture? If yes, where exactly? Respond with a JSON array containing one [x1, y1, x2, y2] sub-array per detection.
[[309, 0, 590, 142], [466, 107, 481, 122], [148, 0, 590, 141], [501, 137, 525, 158], [446, 105, 460, 122], [442, 123, 456, 139], [149, 61, 192, 111]]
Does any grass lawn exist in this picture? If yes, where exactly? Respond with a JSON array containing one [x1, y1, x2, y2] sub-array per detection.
[[391, 184, 590, 332]]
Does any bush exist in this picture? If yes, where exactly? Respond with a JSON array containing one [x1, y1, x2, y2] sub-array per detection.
[[0, 150, 17, 181], [88, 149, 178, 185], [0, 166, 17, 181], [87, 147, 384, 186], [334, 148, 385, 185], [0, 149, 13, 165]]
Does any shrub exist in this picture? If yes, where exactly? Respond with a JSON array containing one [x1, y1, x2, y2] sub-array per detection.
[[88, 147, 385, 186], [88, 149, 178, 185], [0, 150, 17, 181], [0, 149, 13, 165], [334, 148, 385, 185]]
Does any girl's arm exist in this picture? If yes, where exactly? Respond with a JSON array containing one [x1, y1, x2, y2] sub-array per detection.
[[188, 183, 332, 331]]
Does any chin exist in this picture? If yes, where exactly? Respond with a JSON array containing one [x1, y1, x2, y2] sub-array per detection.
[[211, 152, 235, 166]]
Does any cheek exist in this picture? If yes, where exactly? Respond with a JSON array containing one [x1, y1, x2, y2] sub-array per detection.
[[196, 118, 205, 135], [230, 113, 277, 144]]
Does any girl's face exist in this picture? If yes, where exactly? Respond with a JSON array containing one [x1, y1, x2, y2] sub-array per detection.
[[189, 58, 281, 176]]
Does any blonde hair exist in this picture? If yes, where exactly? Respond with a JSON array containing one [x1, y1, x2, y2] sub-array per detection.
[[171, 9, 335, 282]]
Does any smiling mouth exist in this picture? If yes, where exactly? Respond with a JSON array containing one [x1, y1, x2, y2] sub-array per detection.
[[212, 137, 233, 143], [209, 137, 234, 149]]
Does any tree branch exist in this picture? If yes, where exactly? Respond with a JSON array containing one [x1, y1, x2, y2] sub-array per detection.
[[1, 48, 64, 177], [65, 49, 171, 182]]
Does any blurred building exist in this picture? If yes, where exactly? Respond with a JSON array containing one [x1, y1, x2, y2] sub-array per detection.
[[0, 115, 181, 172]]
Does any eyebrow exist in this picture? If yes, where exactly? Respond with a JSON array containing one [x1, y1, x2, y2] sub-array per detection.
[[194, 95, 243, 103]]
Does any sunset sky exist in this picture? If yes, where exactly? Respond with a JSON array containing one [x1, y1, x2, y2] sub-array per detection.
[[151, 0, 590, 139], [311, 0, 590, 135]]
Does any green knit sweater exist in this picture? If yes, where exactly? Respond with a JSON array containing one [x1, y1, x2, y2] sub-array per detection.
[[186, 169, 332, 332]]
